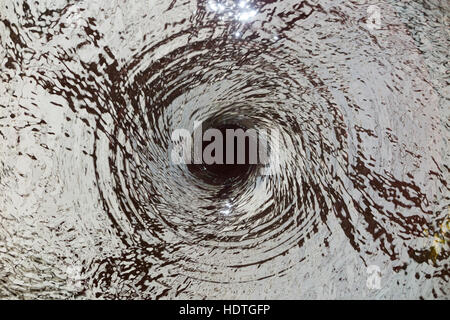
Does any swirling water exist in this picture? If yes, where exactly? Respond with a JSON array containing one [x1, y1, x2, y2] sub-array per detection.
[[0, 0, 448, 299]]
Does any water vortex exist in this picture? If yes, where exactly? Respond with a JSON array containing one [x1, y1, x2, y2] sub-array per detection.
[[0, 0, 448, 299]]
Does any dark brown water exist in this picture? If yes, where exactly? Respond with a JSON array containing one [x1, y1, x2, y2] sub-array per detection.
[[0, 0, 448, 299]]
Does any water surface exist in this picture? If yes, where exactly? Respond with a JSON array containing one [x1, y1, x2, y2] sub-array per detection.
[[0, 0, 448, 299]]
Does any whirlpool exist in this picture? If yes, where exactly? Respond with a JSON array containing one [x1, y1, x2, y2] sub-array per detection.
[[0, 0, 448, 299]]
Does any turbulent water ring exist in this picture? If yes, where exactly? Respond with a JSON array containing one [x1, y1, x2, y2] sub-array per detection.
[[92, 29, 351, 282]]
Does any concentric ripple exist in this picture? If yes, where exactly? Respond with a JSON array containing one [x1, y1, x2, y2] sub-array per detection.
[[91, 23, 351, 280]]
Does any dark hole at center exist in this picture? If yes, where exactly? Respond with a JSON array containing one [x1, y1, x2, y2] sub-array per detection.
[[205, 124, 255, 179], [188, 123, 259, 184]]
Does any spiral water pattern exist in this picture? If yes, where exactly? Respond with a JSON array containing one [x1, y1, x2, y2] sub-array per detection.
[[0, 0, 448, 299]]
